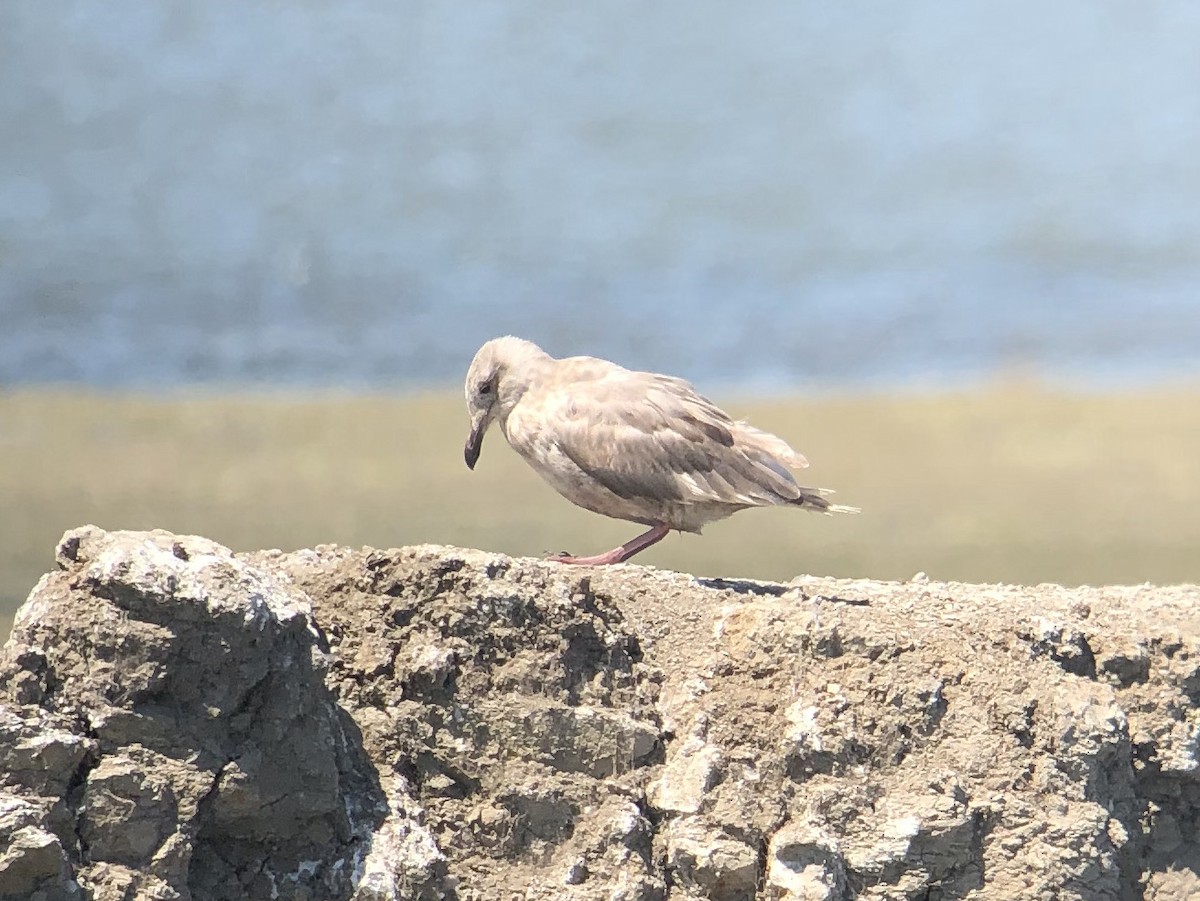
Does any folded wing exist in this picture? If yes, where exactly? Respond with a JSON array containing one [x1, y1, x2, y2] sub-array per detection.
[[546, 372, 817, 510]]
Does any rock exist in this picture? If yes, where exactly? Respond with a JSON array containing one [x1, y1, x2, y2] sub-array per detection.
[[765, 820, 846, 901], [648, 728, 722, 815], [1, 527, 1199, 899], [0, 527, 431, 901], [0, 794, 80, 901], [665, 816, 760, 900]]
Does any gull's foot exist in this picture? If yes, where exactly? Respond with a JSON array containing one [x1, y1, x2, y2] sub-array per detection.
[[543, 524, 671, 567], [546, 549, 627, 566]]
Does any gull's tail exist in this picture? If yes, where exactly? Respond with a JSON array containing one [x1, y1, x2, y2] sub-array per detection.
[[792, 487, 861, 515]]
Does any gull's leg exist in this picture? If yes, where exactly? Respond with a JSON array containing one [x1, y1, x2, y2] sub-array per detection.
[[551, 523, 671, 566]]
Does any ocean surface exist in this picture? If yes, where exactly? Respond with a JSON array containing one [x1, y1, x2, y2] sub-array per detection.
[[3, 1, 1200, 392]]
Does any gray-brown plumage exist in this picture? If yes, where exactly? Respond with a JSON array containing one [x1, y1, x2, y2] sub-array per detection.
[[464, 336, 858, 565]]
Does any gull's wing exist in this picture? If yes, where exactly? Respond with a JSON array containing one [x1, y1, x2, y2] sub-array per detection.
[[539, 369, 814, 509]]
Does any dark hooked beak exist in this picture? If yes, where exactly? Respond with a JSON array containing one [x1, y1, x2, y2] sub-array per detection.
[[464, 421, 484, 470]]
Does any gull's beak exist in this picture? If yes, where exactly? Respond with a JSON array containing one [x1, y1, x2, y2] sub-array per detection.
[[464, 417, 485, 470]]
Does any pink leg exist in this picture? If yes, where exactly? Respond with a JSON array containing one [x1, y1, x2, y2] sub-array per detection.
[[551, 523, 671, 566]]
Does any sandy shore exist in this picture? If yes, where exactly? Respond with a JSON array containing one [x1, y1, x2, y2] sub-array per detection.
[[3, 383, 1199, 635]]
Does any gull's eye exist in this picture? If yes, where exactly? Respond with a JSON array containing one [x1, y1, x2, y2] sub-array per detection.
[[477, 380, 493, 396]]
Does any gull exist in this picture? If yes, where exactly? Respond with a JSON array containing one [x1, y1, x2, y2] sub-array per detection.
[[464, 336, 858, 565]]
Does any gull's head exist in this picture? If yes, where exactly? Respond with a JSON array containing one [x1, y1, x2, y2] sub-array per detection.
[[463, 336, 549, 470]]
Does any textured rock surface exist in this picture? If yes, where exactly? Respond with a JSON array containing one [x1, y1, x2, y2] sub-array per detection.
[[1, 526, 1198, 900]]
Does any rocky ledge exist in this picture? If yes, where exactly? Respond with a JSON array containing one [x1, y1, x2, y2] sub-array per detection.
[[1, 527, 1198, 901]]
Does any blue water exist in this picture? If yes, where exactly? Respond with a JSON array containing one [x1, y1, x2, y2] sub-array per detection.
[[2, 2, 1199, 390]]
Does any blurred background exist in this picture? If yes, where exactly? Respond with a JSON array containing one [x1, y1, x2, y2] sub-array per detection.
[[3, 1, 1200, 634]]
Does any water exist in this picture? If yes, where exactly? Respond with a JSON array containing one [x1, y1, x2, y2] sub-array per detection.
[[3, 1, 1199, 391]]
